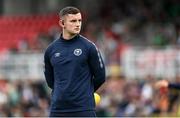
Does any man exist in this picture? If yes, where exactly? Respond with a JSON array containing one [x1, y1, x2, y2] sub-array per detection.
[[44, 6, 106, 117]]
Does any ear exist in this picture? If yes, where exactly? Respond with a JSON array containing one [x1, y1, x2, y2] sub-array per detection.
[[59, 19, 64, 27]]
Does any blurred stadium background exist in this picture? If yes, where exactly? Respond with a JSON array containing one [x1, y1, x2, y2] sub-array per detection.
[[0, 0, 179, 117]]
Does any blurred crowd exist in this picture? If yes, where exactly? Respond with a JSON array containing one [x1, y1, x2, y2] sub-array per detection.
[[0, 0, 180, 117], [96, 74, 180, 117], [0, 79, 50, 117], [1, 73, 180, 117]]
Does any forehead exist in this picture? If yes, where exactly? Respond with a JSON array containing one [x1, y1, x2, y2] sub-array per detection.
[[64, 13, 82, 20]]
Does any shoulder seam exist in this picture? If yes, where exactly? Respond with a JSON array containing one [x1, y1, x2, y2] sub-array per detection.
[[45, 39, 58, 51], [79, 35, 97, 48]]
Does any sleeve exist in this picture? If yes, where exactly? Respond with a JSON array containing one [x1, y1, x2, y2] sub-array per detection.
[[88, 43, 106, 91], [44, 49, 54, 89], [168, 83, 180, 90]]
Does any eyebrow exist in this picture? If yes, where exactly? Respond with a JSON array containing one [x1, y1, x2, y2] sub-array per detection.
[[70, 19, 82, 21]]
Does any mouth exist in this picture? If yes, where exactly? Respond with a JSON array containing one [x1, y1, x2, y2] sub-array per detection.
[[75, 28, 80, 31]]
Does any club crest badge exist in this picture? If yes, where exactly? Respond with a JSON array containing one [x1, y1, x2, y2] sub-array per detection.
[[54, 52, 60, 57], [74, 49, 82, 56]]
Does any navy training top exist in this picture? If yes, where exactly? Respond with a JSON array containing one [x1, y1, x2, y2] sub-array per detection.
[[44, 34, 106, 113], [168, 83, 180, 90]]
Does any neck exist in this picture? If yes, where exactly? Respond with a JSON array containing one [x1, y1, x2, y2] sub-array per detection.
[[62, 31, 77, 40]]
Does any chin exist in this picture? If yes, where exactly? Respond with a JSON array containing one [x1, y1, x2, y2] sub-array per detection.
[[70, 32, 79, 36], [73, 31, 80, 34]]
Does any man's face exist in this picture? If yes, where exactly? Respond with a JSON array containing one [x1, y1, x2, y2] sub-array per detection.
[[61, 13, 82, 35]]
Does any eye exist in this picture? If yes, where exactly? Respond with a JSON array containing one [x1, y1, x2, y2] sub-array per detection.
[[71, 20, 77, 22]]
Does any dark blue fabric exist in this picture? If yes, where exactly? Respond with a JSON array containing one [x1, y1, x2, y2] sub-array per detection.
[[49, 110, 96, 117], [44, 34, 105, 113], [168, 83, 180, 89]]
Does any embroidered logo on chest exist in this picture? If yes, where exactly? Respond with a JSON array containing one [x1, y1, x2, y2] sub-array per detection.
[[74, 49, 82, 56], [54, 52, 61, 57]]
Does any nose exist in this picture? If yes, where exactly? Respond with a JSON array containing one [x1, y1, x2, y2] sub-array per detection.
[[76, 22, 80, 27]]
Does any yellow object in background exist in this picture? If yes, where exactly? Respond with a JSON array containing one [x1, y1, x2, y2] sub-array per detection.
[[94, 93, 101, 105]]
